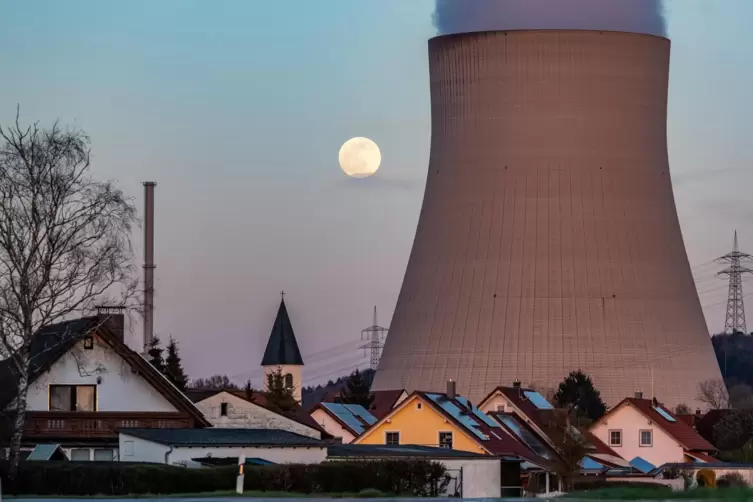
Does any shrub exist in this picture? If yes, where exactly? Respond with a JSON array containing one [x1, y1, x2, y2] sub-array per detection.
[[0, 459, 448, 496], [696, 468, 716, 488], [717, 472, 748, 488]]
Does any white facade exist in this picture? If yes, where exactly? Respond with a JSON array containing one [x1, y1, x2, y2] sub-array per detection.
[[479, 392, 515, 415], [590, 404, 685, 468], [310, 408, 356, 443], [194, 391, 320, 439], [118, 433, 327, 466], [443, 458, 502, 498], [23, 337, 177, 413]]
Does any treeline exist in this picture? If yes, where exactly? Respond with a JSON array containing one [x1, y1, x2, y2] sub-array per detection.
[[712, 333, 753, 388]]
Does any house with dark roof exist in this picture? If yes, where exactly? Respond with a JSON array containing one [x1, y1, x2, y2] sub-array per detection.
[[317, 389, 408, 420], [310, 402, 378, 443], [261, 296, 304, 403], [184, 388, 331, 440], [590, 394, 718, 471], [119, 428, 327, 466], [0, 309, 209, 461]]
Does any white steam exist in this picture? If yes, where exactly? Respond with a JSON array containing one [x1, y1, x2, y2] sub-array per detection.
[[434, 0, 666, 37]]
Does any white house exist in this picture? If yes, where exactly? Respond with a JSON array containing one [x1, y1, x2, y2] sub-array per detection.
[[186, 389, 325, 439], [0, 309, 209, 461], [590, 395, 718, 471], [119, 428, 328, 466], [309, 402, 377, 443]]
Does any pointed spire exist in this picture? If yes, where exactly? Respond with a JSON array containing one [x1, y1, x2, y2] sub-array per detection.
[[261, 295, 304, 366]]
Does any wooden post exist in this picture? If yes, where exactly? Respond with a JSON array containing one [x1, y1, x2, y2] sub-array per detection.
[[236, 454, 246, 495]]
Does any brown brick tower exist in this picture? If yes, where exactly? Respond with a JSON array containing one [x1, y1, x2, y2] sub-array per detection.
[[372, 30, 723, 408]]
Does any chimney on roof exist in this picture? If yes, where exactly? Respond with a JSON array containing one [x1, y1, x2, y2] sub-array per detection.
[[96, 306, 125, 343], [446, 379, 456, 400], [695, 408, 702, 416], [513, 380, 521, 389], [635, 391, 643, 399]]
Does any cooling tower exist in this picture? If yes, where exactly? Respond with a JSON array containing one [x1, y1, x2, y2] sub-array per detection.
[[372, 30, 723, 409]]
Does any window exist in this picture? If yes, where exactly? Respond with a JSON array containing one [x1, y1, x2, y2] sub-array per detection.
[[497, 404, 505, 412], [83, 336, 94, 350], [284, 373, 294, 389], [70, 449, 90, 461], [122, 441, 134, 457], [386, 432, 400, 445], [609, 430, 622, 447], [49, 385, 96, 411], [640, 429, 653, 447], [439, 432, 453, 449], [220, 403, 229, 417], [93, 449, 113, 461], [416, 402, 423, 410]]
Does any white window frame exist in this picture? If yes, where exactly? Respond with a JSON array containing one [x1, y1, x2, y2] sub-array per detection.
[[608, 429, 622, 447], [639, 429, 653, 447], [385, 431, 400, 445]]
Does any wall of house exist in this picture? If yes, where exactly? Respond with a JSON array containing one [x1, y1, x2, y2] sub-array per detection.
[[443, 458, 502, 498], [264, 365, 303, 403], [195, 392, 319, 439], [591, 404, 685, 468], [355, 395, 486, 454], [479, 394, 514, 414], [25, 338, 177, 412], [118, 433, 327, 466], [310, 408, 356, 443]]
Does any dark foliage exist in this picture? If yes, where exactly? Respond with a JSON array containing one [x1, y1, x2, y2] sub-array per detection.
[[190, 374, 240, 390], [164, 336, 188, 390], [265, 367, 299, 414], [554, 370, 607, 421], [712, 333, 753, 388], [146, 336, 165, 374], [0, 460, 449, 496], [301, 369, 375, 407], [338, 369, 375, 408]]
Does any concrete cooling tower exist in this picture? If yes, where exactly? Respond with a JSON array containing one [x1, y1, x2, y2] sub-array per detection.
[[372, 30, 723, 409]]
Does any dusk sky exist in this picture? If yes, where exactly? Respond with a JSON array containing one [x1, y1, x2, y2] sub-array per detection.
[[1, 0, 752, 387]]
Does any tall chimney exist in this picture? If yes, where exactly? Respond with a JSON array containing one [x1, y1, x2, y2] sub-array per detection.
[[143, 182, 156, 354], [635, 391, 644, 399], [446, 380, 456, 400]]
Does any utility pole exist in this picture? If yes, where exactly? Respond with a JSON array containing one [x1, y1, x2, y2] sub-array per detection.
[[361, 306, 388, 373], [716, 231, 753, 334]]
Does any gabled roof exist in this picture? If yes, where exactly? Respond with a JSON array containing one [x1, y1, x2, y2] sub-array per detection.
[[261, 299, 303, 366], [311, 402, 378, 436], [318, 389, 407, 419], [121, 428, 325, 447], [26, 443, 68, 461], [600, 398, 716, 452], [0, 315, 210, 427]]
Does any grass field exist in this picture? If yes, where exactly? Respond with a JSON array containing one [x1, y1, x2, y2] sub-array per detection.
[[569, 485, 753, 500]]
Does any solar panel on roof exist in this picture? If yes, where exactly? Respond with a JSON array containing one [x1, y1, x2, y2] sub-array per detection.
[[456, 396, 501, 428], [426, 393, 487, 441], [497, 415, 554, 459], [523, 391, 554, 409], [322, 403, 366, 434], [580, 457, 604, 470], [344, 404, 377, 425], [653, 406, 676, 422], [629, 456, 656, 474]]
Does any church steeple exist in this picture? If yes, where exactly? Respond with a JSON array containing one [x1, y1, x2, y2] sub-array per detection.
[[261, 292, 304, 403]]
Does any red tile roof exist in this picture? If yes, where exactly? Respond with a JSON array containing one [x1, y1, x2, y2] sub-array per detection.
[[619, 398, 716, 452]]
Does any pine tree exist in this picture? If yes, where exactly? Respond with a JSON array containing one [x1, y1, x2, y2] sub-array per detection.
[[554, 370, 607, 422], [264, 367, 299, 414], [338, 369, 374, 409], [146, 336, 165, 374], [164, 336, 188, 390], [244, 379, 256, 403]]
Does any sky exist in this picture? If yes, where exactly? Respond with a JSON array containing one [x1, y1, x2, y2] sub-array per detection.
[[1, 0, 752, 387]]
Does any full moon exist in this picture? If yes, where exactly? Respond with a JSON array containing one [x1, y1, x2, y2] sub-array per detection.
[[338, 137, 381, 178]]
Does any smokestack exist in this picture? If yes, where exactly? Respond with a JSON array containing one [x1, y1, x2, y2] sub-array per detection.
[[143, 182, 156, 354]]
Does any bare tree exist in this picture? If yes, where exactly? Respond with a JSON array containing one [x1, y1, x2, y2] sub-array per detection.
[[697, 379, 730, 410], [0, 110, 136, 479], [190, 374, 241, 390]]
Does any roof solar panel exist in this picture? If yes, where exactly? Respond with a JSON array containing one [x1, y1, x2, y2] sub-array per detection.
[[523, 391, 554, 409], [580, 457, 604, 470], [343, 404, 377, 425], [653, 406, 676, 422], [322, 403, 366, 434], [456, 396, 501, 428], [426, 393, 487, 441], [497, 415, 554, 459], [629, 456, 656, 474]]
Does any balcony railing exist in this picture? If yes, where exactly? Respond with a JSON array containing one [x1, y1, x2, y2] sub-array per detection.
[[24, 411, 193, 438]]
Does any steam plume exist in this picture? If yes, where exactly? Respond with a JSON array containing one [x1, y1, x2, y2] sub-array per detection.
[[434, 0, 666, 37]]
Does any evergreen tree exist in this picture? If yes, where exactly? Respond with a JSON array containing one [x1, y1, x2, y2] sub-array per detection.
[[265, 367, 299, 414], [164, 336, 188, 390], [244, 379, 256, 403], [338, 369, 374, 409], [146, 336, 165, 374], [554, 370, 607, 422]]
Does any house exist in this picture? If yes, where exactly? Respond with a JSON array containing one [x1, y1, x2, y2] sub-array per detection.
[[328, 443, 516, 498], [309, 402, 377, 443], [479, 383, 630, 470], [261, 296, 304, 403], [185, 388, 328, 440], [317, 389, 408, 420], [0, 308, 209, 461], [589, 394, 718, 470], [354, 382, 552, 471], [119, 428, 328, 466]]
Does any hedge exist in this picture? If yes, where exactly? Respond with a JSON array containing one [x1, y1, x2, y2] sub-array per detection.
[[0, 459, 449, 496]]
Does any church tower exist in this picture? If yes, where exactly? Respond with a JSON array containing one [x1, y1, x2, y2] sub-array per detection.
[[261, 292, 304, 403]]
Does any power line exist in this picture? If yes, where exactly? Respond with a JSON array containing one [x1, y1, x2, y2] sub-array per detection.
[[715, 231, 753, 334]]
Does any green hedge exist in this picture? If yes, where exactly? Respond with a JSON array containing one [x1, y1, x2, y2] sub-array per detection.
[[0, 459, 449, 496]]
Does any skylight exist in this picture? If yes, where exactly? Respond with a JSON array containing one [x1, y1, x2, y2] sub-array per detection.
[[652, 406, 676, 422], [523, 390, 554, 409]]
